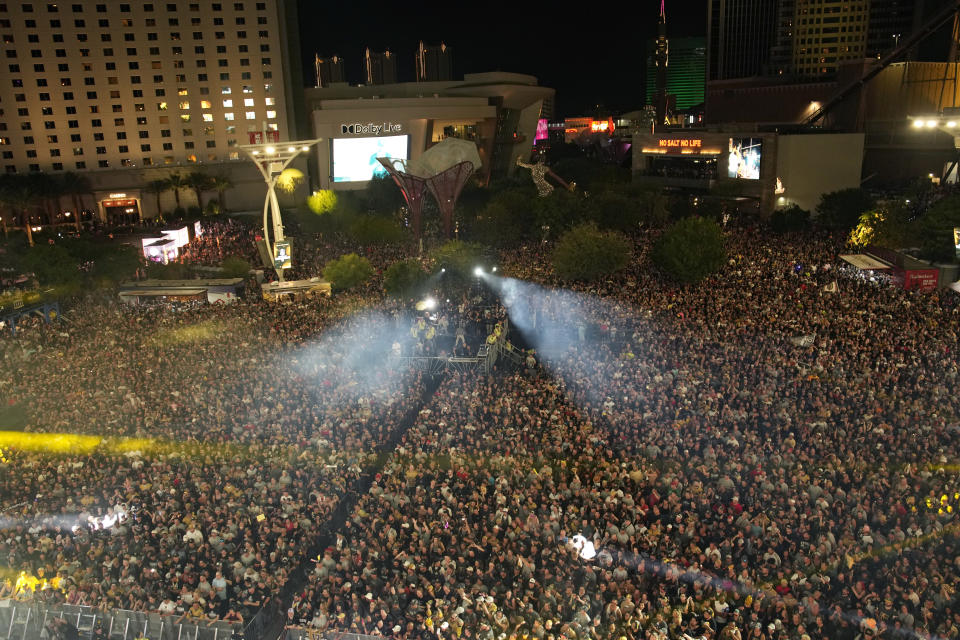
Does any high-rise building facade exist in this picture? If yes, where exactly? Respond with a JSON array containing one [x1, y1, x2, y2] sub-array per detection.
[[415, 41, 451, 82], [0, 0, 301, 176], [767, 0, 796, 75], [706, 0, 779, 80], [315, 54, 345, 87], [867, 0, 921, 58], [364, 48, 397, 85], [645, 37, 707, 110], [792, 0, 869, 78]]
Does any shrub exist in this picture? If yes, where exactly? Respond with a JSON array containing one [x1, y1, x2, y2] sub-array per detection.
[[652, 216, 726, 284], [384, 258, 427, 298], [551, 222, 631, 281], [322, 253, 374, 292]]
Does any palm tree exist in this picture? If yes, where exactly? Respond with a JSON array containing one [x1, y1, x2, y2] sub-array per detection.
[[28, 173, 62, 227], [165, 172, 187, 211], [59, 171, 92, 231], [185, 170, 213, 212], [143, 179, 169, 221], [0, 175, 40, 247], [211, 174, 234, 213]]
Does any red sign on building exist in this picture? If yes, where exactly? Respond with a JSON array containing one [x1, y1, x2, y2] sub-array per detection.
[[248, 131, 280, 144]]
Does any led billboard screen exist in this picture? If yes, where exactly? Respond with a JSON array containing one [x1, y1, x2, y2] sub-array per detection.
[[274, 240, 292, 270], [332, 135, 408, 182], [535, 119, 548, 142], [728, 137, 762, 180]]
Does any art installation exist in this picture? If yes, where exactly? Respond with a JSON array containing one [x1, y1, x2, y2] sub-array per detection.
[[379, 138, 482, 238], [516, 156, 575, 197]]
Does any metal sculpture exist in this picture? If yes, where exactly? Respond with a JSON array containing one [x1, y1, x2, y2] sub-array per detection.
[[378, 158, 429, 239], [516, 157, 575, 197], [425, 160, 474, 238], [379, 138, 482, 238]]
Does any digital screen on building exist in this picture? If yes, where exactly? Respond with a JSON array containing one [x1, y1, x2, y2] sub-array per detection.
[[274, 240, 292, 270], [728, 137, 762, 180], [535, 119, 548, 142], [332, 135, 408, 182]]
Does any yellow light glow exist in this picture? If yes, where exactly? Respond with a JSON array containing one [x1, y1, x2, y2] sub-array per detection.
[[926, 120, 938, 128], [912, 119, 924, 128], [287, 146, 296, 153], [265, 146, 276, 154], [301, 145, 310, 152], [949, 121, 957, 128]]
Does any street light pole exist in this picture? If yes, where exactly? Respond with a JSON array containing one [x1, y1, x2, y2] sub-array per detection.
[[239, 139, 322, 282]]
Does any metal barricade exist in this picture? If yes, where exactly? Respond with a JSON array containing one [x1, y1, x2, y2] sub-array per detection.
[[0, 600, 245, 640]]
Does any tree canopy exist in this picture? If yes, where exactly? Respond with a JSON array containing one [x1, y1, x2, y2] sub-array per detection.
[[815, 188, 876, 231], [652, 216, 726, 284], [551, 223, 632, 282], [383, 258, 427, 299], [323, 253, 374, 292]]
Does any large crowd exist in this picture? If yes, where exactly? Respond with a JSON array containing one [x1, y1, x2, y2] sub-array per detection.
[[2, 220, 960, 640]]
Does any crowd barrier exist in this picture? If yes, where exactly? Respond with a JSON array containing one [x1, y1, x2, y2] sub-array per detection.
[[0, 599, 244, 640]]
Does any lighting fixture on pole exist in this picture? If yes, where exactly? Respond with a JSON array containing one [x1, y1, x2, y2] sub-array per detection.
[[239, 139, 321, 281]]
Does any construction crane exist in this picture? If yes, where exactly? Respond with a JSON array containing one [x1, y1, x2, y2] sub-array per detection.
[[803, 0, 960, 126]]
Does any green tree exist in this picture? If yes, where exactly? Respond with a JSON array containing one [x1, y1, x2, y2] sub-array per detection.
[[770, 205, 811, 234], [19, 243, 81, 287], [384, 258, 427, 298], [323, 253, 374, 291], [165, 172, 187, 209], [186, 171, 214, 211], [653, 216, 726, 284], [815, 188, 876, 231], [363, 173, 404, 215], [551, 222, 631, 281], [916, 195, 960, 261], [587, 190, 650, 233], [220, 256, 252, 279], [348, 216, 406, 245], [429, 240, 487, 277], [211, 174, 234, 212], [847, 204, 912, 249], [59, 171, 92, 231], [534, 189, 593, 238], [468, 187, 535, 245], [0, 175, 40, 247], [307, 190, 338, 215], [63, 239, 141, 285], [143, 179, 170, 220]]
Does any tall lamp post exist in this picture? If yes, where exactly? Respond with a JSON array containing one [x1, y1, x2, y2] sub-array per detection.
[[239, 139, 321, 281]]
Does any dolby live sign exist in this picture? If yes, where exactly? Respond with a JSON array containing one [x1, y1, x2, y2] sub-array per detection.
[[340, 122, 404, 135]]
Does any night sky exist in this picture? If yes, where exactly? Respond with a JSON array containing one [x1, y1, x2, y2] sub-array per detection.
[[296, 0, 707, 118]]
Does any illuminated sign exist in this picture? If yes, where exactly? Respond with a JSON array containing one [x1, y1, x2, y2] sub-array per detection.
[[535, 119, 548, 142], [274, 240, 292, 270], [659, 138, 702, 149], [954, 227, 960, 258], [340, 122, 403, 135], [103, 198, 137, 207], [249, 131, 280, 144], [108, 193, 128, 198], [640, 137, 721, 156]]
